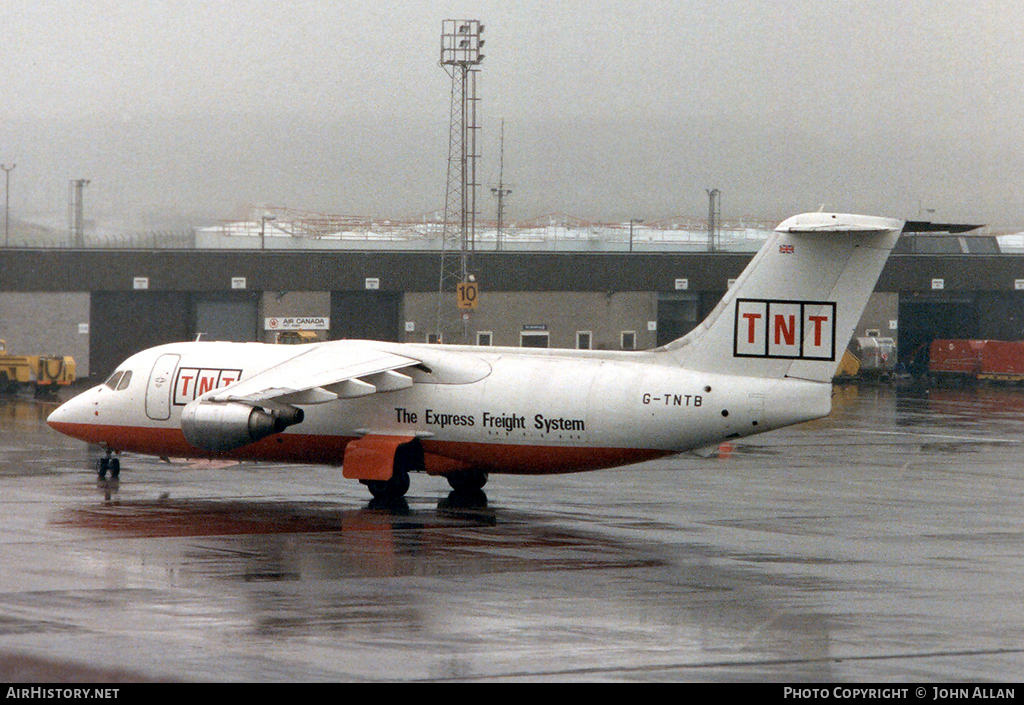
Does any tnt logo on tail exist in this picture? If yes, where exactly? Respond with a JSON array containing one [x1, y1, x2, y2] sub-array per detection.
[[734, 299, 837, 360]]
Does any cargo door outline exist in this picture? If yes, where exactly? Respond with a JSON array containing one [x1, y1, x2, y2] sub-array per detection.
[[146, 353, 180, 420]]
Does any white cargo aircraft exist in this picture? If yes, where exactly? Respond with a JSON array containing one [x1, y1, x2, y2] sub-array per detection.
[[48, 212, 903, 499]]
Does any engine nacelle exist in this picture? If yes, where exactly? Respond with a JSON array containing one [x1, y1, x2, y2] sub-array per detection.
[[181, 400, 304, 452]]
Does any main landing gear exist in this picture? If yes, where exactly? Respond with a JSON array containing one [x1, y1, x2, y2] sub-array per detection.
[[362, 466, 489, 502], [360, 441, 421, 501], [97, 450, 120, 480], [362, 467, 410, 500], [357, 444, 490, 501], [445, 468, 488, 493]]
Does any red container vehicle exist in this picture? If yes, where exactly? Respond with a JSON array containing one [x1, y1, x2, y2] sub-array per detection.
[[929, 339, 1024, 381], [928, 339, 986, 376], [979, 340, 1024, 380]]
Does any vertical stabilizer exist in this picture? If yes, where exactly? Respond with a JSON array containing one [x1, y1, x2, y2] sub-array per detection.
[[662, 213, 903, 383]]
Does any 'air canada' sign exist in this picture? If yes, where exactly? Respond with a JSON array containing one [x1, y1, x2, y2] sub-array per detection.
[[734, 298, 837, 360], [264, 317, 330, 331]]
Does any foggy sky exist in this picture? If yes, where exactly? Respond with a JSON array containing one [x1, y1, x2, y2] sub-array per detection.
[[3, 0, 1024, 230]]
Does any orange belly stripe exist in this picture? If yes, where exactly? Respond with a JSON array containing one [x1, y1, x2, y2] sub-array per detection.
[[47, 421, 671, 475]]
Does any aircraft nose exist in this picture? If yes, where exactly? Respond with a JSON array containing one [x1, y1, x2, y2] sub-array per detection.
[[47, 392, 91, 431], [46, 399, 75, 429]]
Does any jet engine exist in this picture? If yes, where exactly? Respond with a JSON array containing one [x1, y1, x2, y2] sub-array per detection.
[[181, 400, 304, 452]]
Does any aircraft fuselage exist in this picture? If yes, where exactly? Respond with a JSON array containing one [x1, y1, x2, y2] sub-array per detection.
[[48, 340, 831, 475]]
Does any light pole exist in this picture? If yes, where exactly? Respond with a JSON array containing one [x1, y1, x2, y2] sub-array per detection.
[[69, 179, 89, 246], [260, 215, 276, 250], [1, 164, 15, 248], [706, 188, 720, 252], [629, 218, 643, 252]]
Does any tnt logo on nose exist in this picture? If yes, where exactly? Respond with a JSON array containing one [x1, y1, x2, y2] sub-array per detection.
[[734, 299, 836, 360], [173, 367, 243, 405]]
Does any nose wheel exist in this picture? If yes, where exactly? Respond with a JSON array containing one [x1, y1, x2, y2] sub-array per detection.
[[97, 454, 121, 480]]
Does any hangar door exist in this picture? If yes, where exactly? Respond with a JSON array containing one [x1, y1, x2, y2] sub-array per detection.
[[898, 293, 978, 371], [90, 292, 256, 381], [899, 291, 1024, 371], [656, 293, 699, 346], [90, 292, 191, 381], [331, 292, 401, 341], [193, 295, 259, 342], [656, 292, 723, 346]]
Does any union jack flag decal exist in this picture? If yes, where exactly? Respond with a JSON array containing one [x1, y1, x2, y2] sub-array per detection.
[[779, 244, 795, 254]]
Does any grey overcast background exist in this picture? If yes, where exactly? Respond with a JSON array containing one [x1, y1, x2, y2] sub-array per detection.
[[3, 0, 1023, 231]]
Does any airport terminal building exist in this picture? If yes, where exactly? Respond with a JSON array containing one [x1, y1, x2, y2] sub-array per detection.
[[1, 218, 1021, 381]]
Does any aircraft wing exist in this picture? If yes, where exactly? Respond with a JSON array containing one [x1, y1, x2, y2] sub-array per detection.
[[206, 340, 422, 406]]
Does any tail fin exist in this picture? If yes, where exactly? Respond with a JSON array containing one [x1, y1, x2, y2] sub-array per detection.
[[662, 212, 903, 383]]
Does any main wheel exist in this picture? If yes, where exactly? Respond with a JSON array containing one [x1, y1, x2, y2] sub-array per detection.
[[446, 468, 488, 492], [360, 440, 422, 500], [363, 467, 410, 499]]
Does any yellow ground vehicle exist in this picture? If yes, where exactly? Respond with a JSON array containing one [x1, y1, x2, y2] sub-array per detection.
[[0, 339, 76, 396], [275, 331, 320, 344]]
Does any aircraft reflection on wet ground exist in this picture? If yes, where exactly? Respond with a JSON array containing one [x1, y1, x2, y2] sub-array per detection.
[[3, 384, 1024, 681], [55, 494, 671, 582]]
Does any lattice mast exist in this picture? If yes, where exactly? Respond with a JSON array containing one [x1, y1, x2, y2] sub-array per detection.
[[436, 19, 485, 342]]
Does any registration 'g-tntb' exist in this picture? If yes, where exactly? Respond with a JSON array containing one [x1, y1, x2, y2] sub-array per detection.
[[48, 213, 903, 499]]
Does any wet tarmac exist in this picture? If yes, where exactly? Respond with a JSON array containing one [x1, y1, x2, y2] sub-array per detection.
[[2, 383, 1024, 682]]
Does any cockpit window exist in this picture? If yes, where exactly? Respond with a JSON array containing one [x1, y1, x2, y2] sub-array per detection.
[[116, 370, 132, 391], [103, 370, 133, 391]]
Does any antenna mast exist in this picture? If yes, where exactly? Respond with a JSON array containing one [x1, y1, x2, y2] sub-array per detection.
[[491, 119, 511, 251]]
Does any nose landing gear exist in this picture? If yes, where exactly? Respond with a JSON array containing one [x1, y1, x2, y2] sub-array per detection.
[[97, 452, 120, 480]]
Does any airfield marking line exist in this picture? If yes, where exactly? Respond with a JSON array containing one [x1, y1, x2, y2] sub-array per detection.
[[419, 645, 1024, 682], [833, 428, 1020, 444]]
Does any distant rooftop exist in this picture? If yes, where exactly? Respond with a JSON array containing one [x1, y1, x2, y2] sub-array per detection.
[[5, 205, 1023, 253], [194, 214, 777, 253]]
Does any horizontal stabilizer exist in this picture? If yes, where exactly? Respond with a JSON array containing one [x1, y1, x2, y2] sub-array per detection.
[[902, 221, 984, 234]]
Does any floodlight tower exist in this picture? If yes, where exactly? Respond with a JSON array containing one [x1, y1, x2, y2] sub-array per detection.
[[706, 188, 721, 252], [436, 19, 485, 342], [69, 179, 90, 247], [1, 164, 14, 248]]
